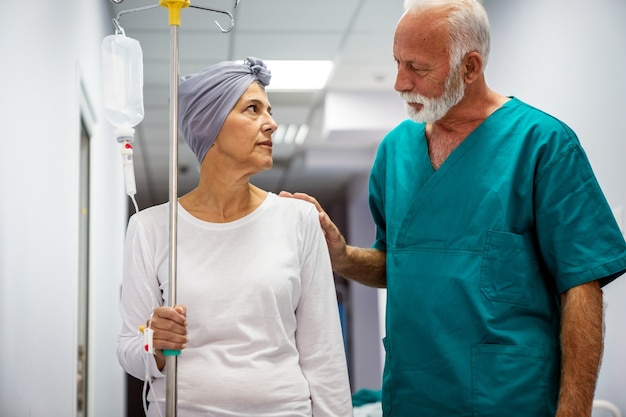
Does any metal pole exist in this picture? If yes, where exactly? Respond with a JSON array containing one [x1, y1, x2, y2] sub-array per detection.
[[165, 23, 180, 417], [160, 2, 189, 417]]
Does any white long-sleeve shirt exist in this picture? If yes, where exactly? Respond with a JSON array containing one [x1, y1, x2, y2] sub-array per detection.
[[117, 192, 352, 417]]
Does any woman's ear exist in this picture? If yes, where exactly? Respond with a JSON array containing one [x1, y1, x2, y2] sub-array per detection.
[[463, 51, 483, 84]]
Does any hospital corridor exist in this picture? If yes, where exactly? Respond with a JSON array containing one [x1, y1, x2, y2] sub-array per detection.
[[1, 0, 626, 416]]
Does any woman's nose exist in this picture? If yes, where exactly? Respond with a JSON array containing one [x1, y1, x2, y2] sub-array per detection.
[[265, 114, 278, 133]]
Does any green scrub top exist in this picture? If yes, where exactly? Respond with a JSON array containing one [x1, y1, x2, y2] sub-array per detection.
[[369, 98, 626, 417]]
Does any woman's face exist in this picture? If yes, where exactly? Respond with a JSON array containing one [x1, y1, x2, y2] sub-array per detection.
[[208, 82, 278, 176]]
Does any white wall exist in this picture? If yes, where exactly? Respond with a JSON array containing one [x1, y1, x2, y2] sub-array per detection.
[[344, 0, 626, 412], [0, 1, 126, 416]]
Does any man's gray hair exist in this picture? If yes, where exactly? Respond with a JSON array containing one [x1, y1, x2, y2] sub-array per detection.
[[403, 0, 491, 69]]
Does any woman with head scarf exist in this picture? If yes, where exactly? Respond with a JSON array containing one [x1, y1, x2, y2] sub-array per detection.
[[117, 57, 352, 417]]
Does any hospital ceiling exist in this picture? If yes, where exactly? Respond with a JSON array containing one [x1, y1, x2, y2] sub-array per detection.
[[107, 0, 407, 211]]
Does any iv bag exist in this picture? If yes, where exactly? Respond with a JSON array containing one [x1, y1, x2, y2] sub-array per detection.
[[101, 34, 144, 141]]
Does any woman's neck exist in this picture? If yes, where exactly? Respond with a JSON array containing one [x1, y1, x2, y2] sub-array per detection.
[[179, 182, 268, 223]]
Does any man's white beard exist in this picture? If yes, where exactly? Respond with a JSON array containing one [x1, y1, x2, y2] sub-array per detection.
[[400, 65, 466, 123]]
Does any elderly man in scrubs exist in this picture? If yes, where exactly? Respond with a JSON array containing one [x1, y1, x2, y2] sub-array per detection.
[[282, 0, 626, 416]]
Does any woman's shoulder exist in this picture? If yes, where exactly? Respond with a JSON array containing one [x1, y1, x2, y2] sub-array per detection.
[[128, 201, 169, 231], [265, 192, 318, 218]]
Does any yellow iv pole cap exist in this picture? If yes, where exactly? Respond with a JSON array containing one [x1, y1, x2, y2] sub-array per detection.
[[160, 0, 190, 26]]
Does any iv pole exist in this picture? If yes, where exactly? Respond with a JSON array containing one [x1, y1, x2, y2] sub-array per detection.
[[158, 2, 187, 416], [110, 1, 239, 416], [158, 2, 237, 415]]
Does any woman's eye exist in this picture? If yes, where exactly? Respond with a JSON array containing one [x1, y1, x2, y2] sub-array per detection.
[[246, 104, 257, 112]]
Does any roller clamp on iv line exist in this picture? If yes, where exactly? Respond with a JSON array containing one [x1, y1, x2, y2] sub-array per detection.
[[139, 323, 180, 356], [139, 325, 155, 354]]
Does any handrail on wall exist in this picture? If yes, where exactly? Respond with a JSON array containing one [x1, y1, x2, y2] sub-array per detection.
[[593, 399, 622, 417]]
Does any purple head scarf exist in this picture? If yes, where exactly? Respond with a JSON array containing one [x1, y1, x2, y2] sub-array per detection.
[[178, 57, 272, 163]]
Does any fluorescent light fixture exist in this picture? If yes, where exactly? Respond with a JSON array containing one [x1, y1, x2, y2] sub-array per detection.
[[273, 124, 309, 145], [294, 124, 309, 145], [273, 124, 286, 144], [266, 60, 333, 90], [283, 124, 299, 144], [238, 60, 333, 91]]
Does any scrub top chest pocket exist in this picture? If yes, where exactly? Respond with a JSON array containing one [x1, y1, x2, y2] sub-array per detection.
[[480, 230, 540, 306]]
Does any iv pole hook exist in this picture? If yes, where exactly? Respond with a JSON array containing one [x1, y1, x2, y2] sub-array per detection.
[[115, 4, 162, 24], [112, 18, 125, 35], [111, 1, 239, 34], [189, 5, 236, 33]]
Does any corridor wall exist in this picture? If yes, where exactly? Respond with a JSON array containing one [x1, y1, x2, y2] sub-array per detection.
[[0, 0, 126, 415]]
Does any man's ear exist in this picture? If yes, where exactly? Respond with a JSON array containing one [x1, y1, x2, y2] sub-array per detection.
[[463, 51, 483, 84]]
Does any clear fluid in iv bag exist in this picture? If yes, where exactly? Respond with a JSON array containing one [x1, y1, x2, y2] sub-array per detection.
[[101, 34, 144, 137]]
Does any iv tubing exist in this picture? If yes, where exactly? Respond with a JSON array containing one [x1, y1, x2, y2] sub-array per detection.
[[159, 1, 188, 417]]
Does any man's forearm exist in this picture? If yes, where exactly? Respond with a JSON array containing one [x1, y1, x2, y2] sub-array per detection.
[[333, 246, 386, 288], [557, 280, 604, 417]]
